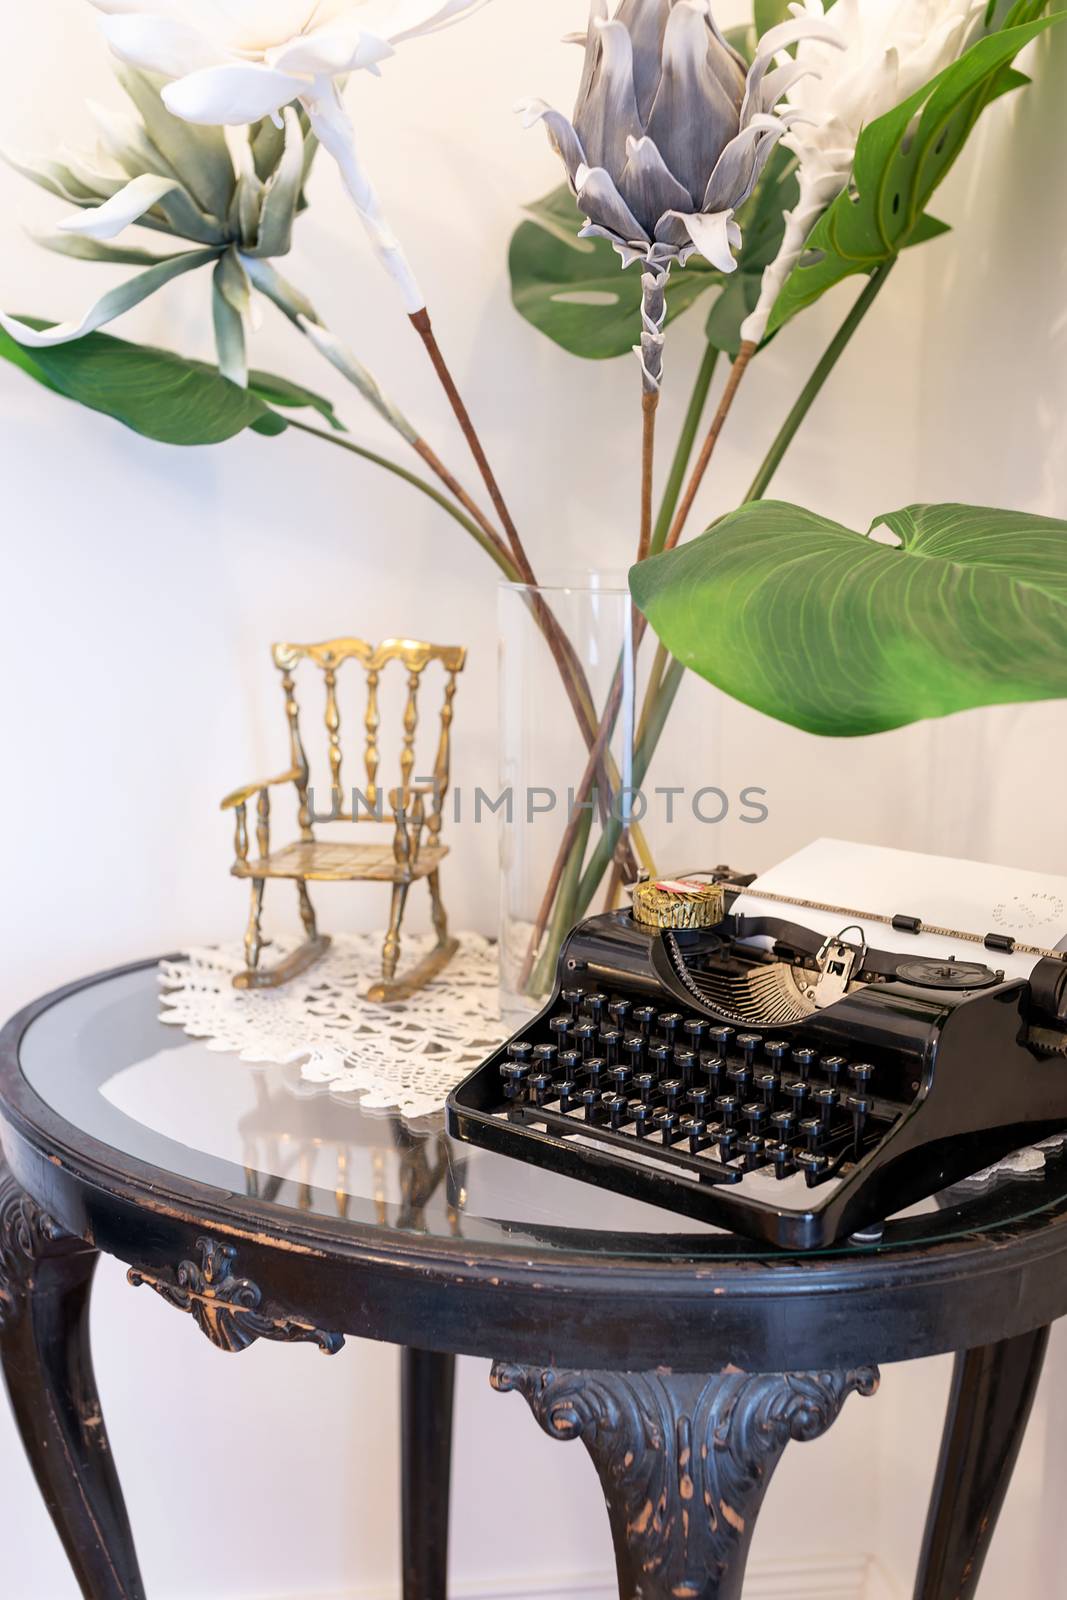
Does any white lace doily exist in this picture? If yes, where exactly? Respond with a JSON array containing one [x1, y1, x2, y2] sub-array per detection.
[[158, 933, 506, 1120]]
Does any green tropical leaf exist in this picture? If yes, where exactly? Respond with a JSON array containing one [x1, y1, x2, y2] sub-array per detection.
[[629, 501, 1067, 737], [0, 319, 273, 444], [246, 369, 346, 431], [767, 11, 1055, 335]]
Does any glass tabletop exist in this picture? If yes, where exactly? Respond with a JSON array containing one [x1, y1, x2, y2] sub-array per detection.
[[15, 963, 1067, 1262]]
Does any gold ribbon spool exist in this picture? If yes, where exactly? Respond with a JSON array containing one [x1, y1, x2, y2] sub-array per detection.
[[631, 877, 726, 930]]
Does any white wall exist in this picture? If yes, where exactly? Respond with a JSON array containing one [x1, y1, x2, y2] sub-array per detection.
[[1, 4, 1065, 1597]]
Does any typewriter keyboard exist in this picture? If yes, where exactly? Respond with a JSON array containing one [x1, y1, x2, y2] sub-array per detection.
[[499, 987, 903, 1189]]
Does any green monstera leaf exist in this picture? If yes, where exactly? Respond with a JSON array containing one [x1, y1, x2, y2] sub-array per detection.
[[630, 501, 1067, 737], [0, 319, 341, 445], [509, 146, 801, 361], [766, 9, 1053, 336]]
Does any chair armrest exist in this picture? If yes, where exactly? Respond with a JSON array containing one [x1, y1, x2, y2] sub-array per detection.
[[220, 769, 303, 812]]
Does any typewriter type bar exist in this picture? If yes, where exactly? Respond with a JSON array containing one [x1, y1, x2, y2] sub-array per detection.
[[448, 885, 1067, 1249]]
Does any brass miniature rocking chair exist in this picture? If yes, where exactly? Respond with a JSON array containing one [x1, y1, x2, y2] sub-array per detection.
[[221, 638, 466, 1002]]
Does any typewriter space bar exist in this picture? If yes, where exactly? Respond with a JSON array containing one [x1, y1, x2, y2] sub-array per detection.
[[512, 1106, 745, 1185]]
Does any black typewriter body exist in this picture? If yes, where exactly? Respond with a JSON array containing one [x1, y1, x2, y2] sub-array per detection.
[[447, 900, 1067, 1250]]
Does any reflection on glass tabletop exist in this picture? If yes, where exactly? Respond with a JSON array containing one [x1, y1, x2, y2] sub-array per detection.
[[16, 962, 1067, 1262]]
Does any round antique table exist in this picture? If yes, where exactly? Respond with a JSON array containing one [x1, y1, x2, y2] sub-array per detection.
[[2, 960, 1067, 1600]]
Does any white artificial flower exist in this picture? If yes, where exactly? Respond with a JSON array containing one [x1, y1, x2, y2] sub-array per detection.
[[740, 0, 985, 346], [87, 0, 492, 311]]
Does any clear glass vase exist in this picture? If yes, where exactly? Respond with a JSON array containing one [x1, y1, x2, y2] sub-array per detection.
[[498, 574, 641, 1022]]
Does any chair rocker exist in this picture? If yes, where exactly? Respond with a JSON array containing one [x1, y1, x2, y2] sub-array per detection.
[[221, 637, 466, 1002]]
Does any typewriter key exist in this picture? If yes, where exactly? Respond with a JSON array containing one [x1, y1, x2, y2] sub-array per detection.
[[585, 992, 606, 1024], [534, 1043, 558, 1069], [557, 1080, 578, 1112], [558, 1048, 581, 1079], [815, 1087, 838, 1126], [765, 1040, 790, 1067], [797, 1151, 830, 1179], [769, 1142, 794, 1179], [800, 1117, 823, 1152], [758, 1071, 780, 1107], [689, 1085, 712, 1117], [508, 1041, 534, 1065], [624, 1036, 646, 1071], [709, 1025, 735, 1061], [650, 1043, 673, 1074], [771, 1109, 796, 1139], [584, 1055, 606, 1089], [718, 1129, 739, 1162], [744, 1102, 767, 1135], [633, 1005, 657, 1037], [633, 1103, 655, 1137], [600, 1028, 622, 1066], [662, 1078, 685, 1112], [738, 1136, 764, 1169], [610, 1000, 632, 1029], [737, 1033, 762, 1067], [823, 1055, 848, 1088], [611, 1065, 632, 1095], [581, 1087, 602, 1121], [635, 1072, 657, 1105], [784, 1078, 809, 1111], [684, 1018, 709, 1051], [607, 1094, 631, 1129], [688, 1119, 711, 1153], [659, 1012, 684, 1048], [529, 1071, 554, 1107], [561, 987, 584, 1019], [700, 1052, 724, 1093], [549, 1017, 571, 1048], [727, 1063, 753, 1095], [574, 1020, 598, 1058], [658, 1110, 682, 1144], [500, 1062, 530, 1101], [792, 1046, 818, 1080], [850, 1062, 875, 1092], [674, 1048, 698, 1086], [715, 1094, 740, 1128]]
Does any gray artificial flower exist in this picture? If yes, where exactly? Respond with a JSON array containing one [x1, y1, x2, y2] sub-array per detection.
[[523, 0, 837, 388], [1, 66, 416, 436]]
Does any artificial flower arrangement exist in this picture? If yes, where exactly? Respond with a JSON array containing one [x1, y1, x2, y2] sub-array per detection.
[[3, 0, 1067, 1002]]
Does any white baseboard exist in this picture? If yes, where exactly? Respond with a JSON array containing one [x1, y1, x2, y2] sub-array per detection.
[[246, 1553, 899, 1600]]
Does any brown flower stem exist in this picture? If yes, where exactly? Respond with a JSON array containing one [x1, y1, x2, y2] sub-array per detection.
[[410, 307, 534, 581], [411, 436, 516, 570], [637, 388, 660, 564], [662, 338, 757, 554], [409, 305, 636, 872]]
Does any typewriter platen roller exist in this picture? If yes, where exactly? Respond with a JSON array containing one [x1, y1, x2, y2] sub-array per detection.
[[446, 869, 1067, 1249]]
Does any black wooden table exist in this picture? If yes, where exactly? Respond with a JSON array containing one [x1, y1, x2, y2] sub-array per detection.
[[2, 961, 1065, 1600]]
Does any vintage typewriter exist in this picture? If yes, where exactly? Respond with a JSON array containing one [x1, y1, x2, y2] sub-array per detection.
[[447, 867, 1067, 1249]]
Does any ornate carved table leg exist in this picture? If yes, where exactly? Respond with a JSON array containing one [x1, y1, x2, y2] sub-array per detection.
[[401, 1347, 456, 1600], [492, 1362, 879, 1600], [915, 1327, 1050, 1600], [0, 1163, 146, 1599]]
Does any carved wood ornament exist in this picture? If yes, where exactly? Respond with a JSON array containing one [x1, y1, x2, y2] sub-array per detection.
[[492, 1361, 880, 1600], [0, 1170, 70, 1331], [128, 1237, 345, 1355]]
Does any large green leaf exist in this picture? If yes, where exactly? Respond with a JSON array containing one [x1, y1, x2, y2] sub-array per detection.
[[0, 320, 339, 446], [766, 10, 1055, 335], [630, 501, 1067, 736], [509, 146, 800, 361]]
